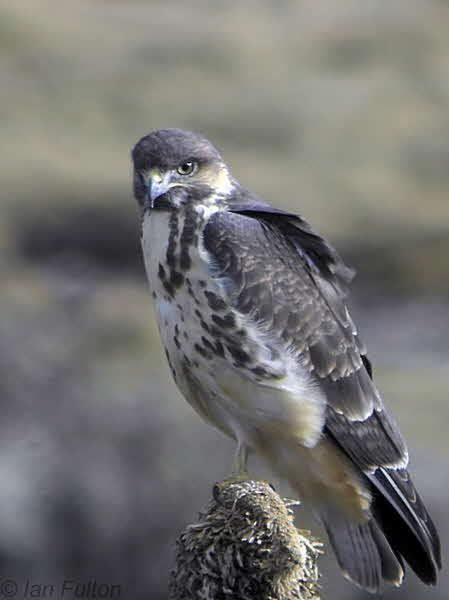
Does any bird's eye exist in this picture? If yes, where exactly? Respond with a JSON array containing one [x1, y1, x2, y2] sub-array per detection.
[[177, 161, 197, 176]]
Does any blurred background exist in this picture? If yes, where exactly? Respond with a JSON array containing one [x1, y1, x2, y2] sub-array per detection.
[[1, 1, 448, 598]]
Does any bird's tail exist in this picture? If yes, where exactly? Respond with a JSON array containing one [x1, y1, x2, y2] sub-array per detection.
[[321, 466, 441, 593], [321, 513, 404, 592], [255, 431, 441, 592]]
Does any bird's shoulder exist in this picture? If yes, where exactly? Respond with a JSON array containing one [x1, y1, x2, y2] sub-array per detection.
[[202, 194, 355, 340], [204, 192, 354, 295]]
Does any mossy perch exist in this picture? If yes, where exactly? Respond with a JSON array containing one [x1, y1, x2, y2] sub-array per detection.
[[169, 479, 322, 600]]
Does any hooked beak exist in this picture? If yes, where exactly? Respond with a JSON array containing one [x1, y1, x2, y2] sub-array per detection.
[[147, 168, 172, 208]]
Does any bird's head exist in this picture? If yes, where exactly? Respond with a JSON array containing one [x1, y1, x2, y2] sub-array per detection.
[[132, 128, 233, 211]]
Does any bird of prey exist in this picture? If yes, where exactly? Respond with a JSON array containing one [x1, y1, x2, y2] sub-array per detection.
[[131, 128, 441, 592]]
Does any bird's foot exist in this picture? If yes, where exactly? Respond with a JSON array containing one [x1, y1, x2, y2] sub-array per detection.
[[230, 442, 249, 478]]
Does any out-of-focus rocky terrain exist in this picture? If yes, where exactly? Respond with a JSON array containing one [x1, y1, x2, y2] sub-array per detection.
[[1, 2, 448, 598]]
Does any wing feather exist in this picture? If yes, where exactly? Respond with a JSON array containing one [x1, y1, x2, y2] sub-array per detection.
[[203, 205, 407, 472]]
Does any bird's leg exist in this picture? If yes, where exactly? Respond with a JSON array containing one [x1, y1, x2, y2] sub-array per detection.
[[231, 441, 249, 478]]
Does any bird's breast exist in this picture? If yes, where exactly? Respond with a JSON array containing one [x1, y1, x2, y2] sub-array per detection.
[[141, 203, 215, 307], [141, 204, 237, 430], [141, 203, 225, 374]]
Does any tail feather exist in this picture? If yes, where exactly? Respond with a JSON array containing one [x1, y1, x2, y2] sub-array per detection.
[[369, 467, 441, 584], [322, 516, 403, 593], [322, 466, 441, 591], [368, 518, 404, 585]]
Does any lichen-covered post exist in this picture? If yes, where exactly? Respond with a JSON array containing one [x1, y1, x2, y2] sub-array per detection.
[[169, 479, 322, 600]]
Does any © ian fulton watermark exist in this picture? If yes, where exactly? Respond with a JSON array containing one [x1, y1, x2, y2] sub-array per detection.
[[0, 579, 121, 599]]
